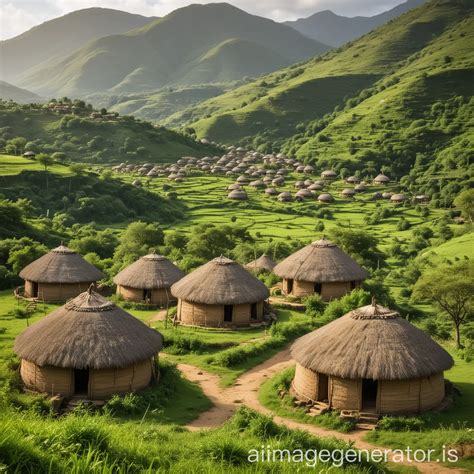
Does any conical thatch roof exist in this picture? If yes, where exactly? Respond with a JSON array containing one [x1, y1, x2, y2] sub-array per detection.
[[273, 238, 368, 283], [19, 245, 104, 283], [245, 254, 276, 273], [113, 254, 184, 289], [171, 256, 269, 305], [14, 289, 162, 370], [291, 301, 453, 380]]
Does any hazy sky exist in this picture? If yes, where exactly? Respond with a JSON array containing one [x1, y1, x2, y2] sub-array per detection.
[[0, 0, 406, 40]]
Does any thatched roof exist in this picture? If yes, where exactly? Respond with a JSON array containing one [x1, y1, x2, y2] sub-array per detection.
[[374, 173, 390, 183], [19, 245, 104, 283], [291, 301, 453, 380], [171, 256, 269, 305], [113, 254, 184, 289], [14, 289, 162, 370], [273, 238, 368, 283], [245, 254, 276, 273]]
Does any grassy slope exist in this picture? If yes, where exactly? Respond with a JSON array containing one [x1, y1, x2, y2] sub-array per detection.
[[291, 12, 474, 163], [0, 106, 216, 164], [0, 154, 72, 176], [174, 0, 472, 143], [0, 81, 43, 104]]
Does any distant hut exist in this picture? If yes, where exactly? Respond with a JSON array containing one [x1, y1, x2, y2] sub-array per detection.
[[318, 193, 334, 203], [304, 165, 315, 174], [321, 170, 337, 180], [308, 183, 323, 191], [346, 176, 359, 184], [19, 245, 103, 302], [391, 193, 406, 205], [415, 195, 430, 204], [171, 256, 269, 328], [373, 173, 390, 185], [341, 188, 356, 198], [132, 179, 142, 187], [114, 254, 184, 306], [14, 288, 163, 399], [354, 184, 366, 193], [227, 183, 241, 191], [236, 175, 249, 184], [245, 254, 276, 274], [278, 192, 292, 202], [265, 187, 278, 196], [23, 151, 36, 158], [291, 300, 453, 414], [249, 180, 264, 188], [273, 238, 368, 301], [295, 189, 312, 199], [228, 189, 248, 200], [294, 181, 305, 189]]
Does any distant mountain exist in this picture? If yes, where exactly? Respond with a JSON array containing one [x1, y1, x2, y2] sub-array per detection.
[[285, 0, 426, 46], [0, 8, 155, 83], [17, 3, 329, 97], [0, 81, 43, 103]]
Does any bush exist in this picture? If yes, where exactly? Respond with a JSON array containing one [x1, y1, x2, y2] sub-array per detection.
[[377, 416, 425, 431], [304, 294, 325, 318]]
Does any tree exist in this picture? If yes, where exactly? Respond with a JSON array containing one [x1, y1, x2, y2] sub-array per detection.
[[412, 262, 474, 348], [453, 189, 474, 224], [37, 153, 54, 191]]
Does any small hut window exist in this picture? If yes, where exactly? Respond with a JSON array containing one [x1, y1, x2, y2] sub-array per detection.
[[287, 279, 294, 294], [314, 283, 322, 295], [362, 379, 378, 411], [224, 305, 233, 322], [143, 289, 152, 301], [250, 303, 258, 320], [350, 281, 356, 290], [74, 368, 89, 395]]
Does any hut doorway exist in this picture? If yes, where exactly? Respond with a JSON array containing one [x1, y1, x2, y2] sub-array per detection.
[[350, 281, 356, 290], [143, 289, 152, 302], [287, 279, 294, 294], [74, 368, 89, 395], [224, 305, 233, 322], [317, 374, 329, 401], [362, 379, 378, 411], [32, 282, 39, 298], [250, 303, 258, 320], [314, 283, 322, 295]]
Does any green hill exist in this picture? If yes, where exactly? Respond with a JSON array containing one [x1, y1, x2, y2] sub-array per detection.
[[0, 101, 217, 164], [0, 81, 44, 104], [18, 3, 329, 97], [285, 0, 426, 47], [176, 0, 472, 148], [0, 8, 155, 84]]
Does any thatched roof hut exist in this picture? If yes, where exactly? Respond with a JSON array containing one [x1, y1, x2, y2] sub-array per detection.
[[228, 189, 248, 200], [374, 173, 390, 184], [228, 183, 241, 191], [341, 188, 356, 198], [273, 238, 368, 301], [346, 176, 359, 184], [19, 245, 104, 302], [291, 301, 453, 414], [245, 254, 276, 273], [114, 254, 184, 306], [15, 288, 162, 399], [317, 193, 333, 203], [391, 193, 406, 204], [265, 187, 278, 196], [171, 256, 269, 328], [321, 170, 337, 179], [354, 184, 366, 193], [23, 151, 36, 158], [278, 192, 292, 202]]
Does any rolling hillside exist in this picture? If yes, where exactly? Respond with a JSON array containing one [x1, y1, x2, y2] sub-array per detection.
[[0, 8, 155, 84], [285, 0, 426, 46], [0, 102, 217, 164], [175, 0, 473, 152], [0, 81, 43, 104], [18, 3, 329, 97]]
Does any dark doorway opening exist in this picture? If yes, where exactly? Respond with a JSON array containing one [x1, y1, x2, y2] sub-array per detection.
[[32, 281, 39, 298], [287, 279, 294, 294], [250, 303, 258, 320], [224, 305, 233, 322], [74, 369, 89, 395], [350, 281, 356, 290], [362, 379, 378, 410], [143, 289, 152, 302], [314, 283, 322, 295], [317, 374, 329, 401]]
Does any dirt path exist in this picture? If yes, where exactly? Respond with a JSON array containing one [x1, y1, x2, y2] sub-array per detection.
[[148, 309, 167, 323], [177, 350, 466, 474]]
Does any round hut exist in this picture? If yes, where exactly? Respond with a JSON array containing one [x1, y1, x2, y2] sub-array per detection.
[[373, 173, 390, 185], [114, 254, 185, 306], [14, 288, 163, 399], [278, 192, 292, 202], [321, 170, 337, 180], [341, 188, 356, 198], [291, 301, 453, 414], [171, 256, 269, 328], [265, 187, 278, 196], [318, 193, 334, 203], [273, 238, 368, 301], [245, 254, 276, 273], [19, 245, 103, 302], [228, 189, 248, 200], [391, 193, 406, 205], [346, 176, 360, 184]]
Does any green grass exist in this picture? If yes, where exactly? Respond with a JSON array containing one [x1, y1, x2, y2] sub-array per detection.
[[417, 232, 474, 265], [0, 154, 72, 176]]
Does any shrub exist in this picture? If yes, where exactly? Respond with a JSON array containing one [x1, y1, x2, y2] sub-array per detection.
[[304, 294, 325, 318], [377, 416, 425, 431]]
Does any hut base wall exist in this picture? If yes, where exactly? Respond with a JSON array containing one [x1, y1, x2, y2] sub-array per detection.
[[20, 360, 73, 397], [283, 280, 360, 301], [177, 299, 263, 328], [27, 282, 96, 302], [89, 359, 153, 399], [117, 286, 174, 306], [292, 363, 318, 401], [330, 376, 361, 411]]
